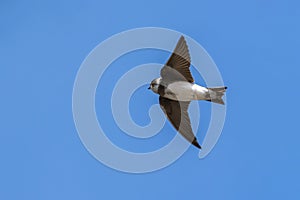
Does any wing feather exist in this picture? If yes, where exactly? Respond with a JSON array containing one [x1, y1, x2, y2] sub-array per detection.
[[160, 36, 194, 84], [159, 96, 201, 149]]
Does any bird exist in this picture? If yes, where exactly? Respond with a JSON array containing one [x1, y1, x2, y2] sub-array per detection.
[[148, 36, 227, 149]]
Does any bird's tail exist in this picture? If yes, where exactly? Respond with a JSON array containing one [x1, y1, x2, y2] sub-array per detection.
[[206, 87, 227, 105]]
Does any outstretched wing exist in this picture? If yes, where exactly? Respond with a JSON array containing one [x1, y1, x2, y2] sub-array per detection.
[[159, 96, 201, 149], [160, 36, 194, 84]]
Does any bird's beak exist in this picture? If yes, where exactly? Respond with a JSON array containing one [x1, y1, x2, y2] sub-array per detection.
[[148, 86, 151, 90]]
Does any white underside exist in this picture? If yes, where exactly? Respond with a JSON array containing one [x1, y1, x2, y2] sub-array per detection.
[[163, 81, 209, 101]]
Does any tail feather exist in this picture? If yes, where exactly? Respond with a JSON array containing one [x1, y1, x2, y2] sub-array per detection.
[[206, 86, 227, 105]]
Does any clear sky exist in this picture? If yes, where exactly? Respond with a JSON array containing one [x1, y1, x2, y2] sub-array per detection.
[[1, 0, 300, 199]]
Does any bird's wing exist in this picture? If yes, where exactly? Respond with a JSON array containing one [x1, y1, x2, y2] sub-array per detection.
[[160, 36, 194, 84], [159, 96, 201, 149]]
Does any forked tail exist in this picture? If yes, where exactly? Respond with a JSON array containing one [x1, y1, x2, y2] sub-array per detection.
[[206, 87, 227, 105]]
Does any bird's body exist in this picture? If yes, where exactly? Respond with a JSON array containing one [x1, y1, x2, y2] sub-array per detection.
[[148, 36, 227, 149], [151, 78, 209, 102]]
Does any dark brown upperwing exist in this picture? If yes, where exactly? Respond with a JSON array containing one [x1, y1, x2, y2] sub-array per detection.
[[160, 36, 194, 84], [159, 96, 201, 149]]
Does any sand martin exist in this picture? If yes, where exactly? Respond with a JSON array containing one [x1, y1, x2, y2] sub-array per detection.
[[148, 36, 227, 149]]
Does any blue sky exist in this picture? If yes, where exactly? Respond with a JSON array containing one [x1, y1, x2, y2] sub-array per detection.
[[1, 0, 300, 199]]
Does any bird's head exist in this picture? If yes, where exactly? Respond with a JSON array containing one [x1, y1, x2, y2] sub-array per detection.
[[148, 78, 161, 94]]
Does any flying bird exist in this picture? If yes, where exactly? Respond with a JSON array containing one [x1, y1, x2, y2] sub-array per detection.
[[148, 36, 227, 149]]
